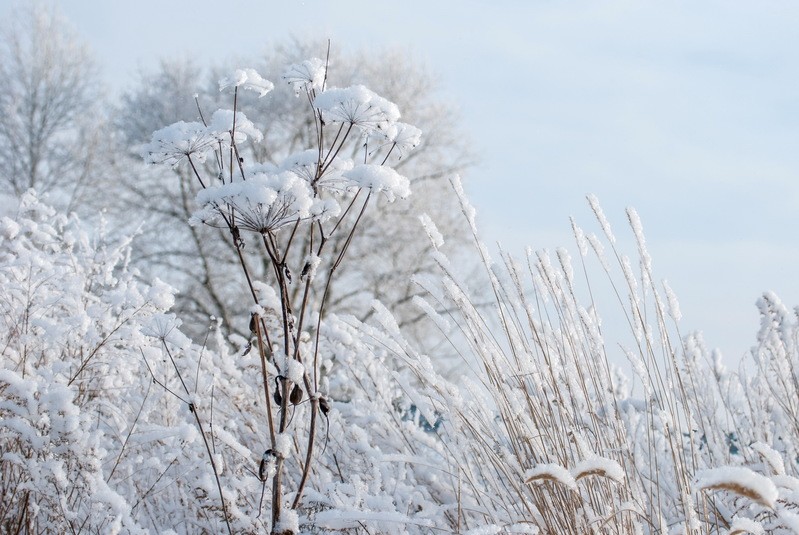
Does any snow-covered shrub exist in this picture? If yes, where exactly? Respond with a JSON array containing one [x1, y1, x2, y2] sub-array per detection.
[[0, 192, 164, 533]]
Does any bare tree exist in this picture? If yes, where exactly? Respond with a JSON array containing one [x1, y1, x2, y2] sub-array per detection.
[[0, 3, 102, 212], [114, 41, 476, 349]]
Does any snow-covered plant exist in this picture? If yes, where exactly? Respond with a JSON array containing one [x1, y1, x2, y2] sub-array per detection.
[[141, 60, 417, 533], [348, 180, 799, 534], [0, 192, 172, 533]]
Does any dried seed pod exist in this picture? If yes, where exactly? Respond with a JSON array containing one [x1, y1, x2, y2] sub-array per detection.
[[319, 395, 330, 416], [290, 384, 303, 405], [249, 313, 258, 334], [273, 376, 283, 406], [258, 449, 274, 482]]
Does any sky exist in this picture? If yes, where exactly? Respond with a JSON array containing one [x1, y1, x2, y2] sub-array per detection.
[[2, 0, 798, 361]]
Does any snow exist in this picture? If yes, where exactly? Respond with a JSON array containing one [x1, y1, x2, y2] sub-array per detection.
[[752, 441, 786, 476], [279, 148, 354, 194], [572, 456, 625, 483], [286, 359, 305, 385], [274, 509, 299, 533], [380, 121, 422, 156], [191, 171, 339, 232], [313, 85, 401, 132], [141, 121, 217, 167], [282, 58, 326, 96], [728, 516, 765, 535], [524, 463, 577, 490], [695, 466, 778, 508], [207, 108, 264, 144], [218, 67, 274, 97], [342, 164, 410, 202]]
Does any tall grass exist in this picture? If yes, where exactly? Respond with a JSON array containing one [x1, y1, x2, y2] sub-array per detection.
[[363, 177, 799, 534]]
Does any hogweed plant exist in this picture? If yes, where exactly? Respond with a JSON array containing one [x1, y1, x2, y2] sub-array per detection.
[[141, 57, 418, 534]]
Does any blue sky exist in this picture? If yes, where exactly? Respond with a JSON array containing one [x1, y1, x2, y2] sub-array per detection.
[[4, 0, 799, 360]]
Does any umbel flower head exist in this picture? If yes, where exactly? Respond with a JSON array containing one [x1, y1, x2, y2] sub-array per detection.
[[313, 85, 400, 133], [279, 149, 354, 195], [282, 58, 326, 96], [190, 172, 340, 234], [141, 121, 218, 167], [141, 110, 263, 168], [377, 122, 422, 158], [218, 68, 274, 97]]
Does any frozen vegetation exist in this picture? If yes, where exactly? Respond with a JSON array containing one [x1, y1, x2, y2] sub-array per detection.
[[5, 58, 799, 535], [4, 8, 799, 535]]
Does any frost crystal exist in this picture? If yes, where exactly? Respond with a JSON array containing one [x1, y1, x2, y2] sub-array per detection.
[[141, 110, 264, 168], [218, 68, 274, 97]]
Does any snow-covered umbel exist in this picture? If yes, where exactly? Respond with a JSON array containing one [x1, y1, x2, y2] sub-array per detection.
[[136, 62, 422, 533], [218, 67, 274, 97], [313, 84, 401, 133], [140, 109, 263, 167], [343, 164, 411, 201], [141, 120, 217, 166], [191, 171, 339, 232], [282, 57, 326, 96]]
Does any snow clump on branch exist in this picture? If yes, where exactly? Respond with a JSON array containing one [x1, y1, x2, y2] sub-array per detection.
[[282, 58, 326, 96], [191, 172, 340, 232], [141, 109, 263, 167], [313, 85, 400, 133], [218, 67, 274, 97]]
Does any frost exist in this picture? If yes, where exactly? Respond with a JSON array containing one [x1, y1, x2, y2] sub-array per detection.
[[274, 433, 292, 458], [751, 441, 785, 475], [273, 509, 299, 533], [302, 253, 322, 282], [0, 216, 20, 239], [287, 359, 305, 384], [279, 148, 354, 194], [218, 67, 274, 97], [663, 279, 682, 321], [463, 526, 501, 535], [419, 213, 444, 248], [342, 164, 410, 201]]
